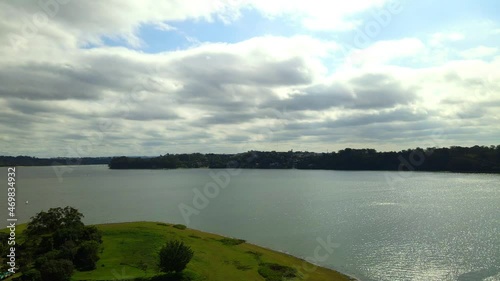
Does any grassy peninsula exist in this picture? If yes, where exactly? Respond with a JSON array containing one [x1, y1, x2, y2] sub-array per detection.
[[3, 222, 354, 281]]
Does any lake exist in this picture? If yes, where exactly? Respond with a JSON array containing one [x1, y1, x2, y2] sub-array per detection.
[[1, 165, 499, 281]]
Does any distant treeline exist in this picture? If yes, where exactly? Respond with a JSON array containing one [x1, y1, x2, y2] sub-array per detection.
[[0, 156, 112, 167], [108, 145, 500, 173]]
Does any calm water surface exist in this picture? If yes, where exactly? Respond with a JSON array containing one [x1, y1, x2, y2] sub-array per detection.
[[1, 166, 499, 281]]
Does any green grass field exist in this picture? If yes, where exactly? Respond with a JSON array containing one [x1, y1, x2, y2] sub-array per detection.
[[3, 222, 355, 281]]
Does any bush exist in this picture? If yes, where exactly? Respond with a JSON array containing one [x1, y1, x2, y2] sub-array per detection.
[[258, 263, 297, 281], [158, 240, 194, 273], [219, 238, 245, 246], [173, 224, 187, 230], [74, 241, 100, 271], [21, 269, 41, 281], [39, 259, 74, 281]]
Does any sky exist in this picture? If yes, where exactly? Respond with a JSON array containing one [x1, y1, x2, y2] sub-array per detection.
[[0, 0, 499, 157]]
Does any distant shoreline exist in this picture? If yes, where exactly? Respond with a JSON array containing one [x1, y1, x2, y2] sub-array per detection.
[[4, 164, 500, 175], [2, 145, 500, 174]]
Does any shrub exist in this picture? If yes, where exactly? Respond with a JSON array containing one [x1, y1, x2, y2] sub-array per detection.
[[173, 224, 187, 230], [219, 238, 245, 246], [258, 263, 297, 281], [232, 260, 253, 271], [39, 259, 74, 281], [158, 240, 194, 273], [21, 269, 41, 281]]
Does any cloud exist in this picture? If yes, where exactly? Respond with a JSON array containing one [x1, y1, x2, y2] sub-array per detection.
[[244, 0, 391, 31], [0, 0, 244, 48], [0, 1, 499, 156], [348, 38, 426, 66], [326, 107, 428, 128], [459, 46, 498, 59], [154, 22, 177, 31], [430, 32, 465, 46], [266, 72, 417, 111]]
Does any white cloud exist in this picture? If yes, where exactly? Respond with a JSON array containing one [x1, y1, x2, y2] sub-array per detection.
[[154, 22, 177, 31], [244, 0, 392, 30], [459, 46, 498, 59], [0, 0, 244, 48], [346, 38, 426, 66], [430, 32, 465, 46]]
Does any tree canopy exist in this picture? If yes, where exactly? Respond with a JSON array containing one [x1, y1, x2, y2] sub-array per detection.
[[4, 207, 103, 281], [108, 145, 500, 173]]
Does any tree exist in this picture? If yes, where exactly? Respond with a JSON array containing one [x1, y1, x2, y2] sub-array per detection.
[[20, 207, 102, 279], [74, 241, 100, 271], [158, 240, 194, 273], [25, 207, 84, 237], [81, 225, 103, 244], [38, 259, 74, 281]]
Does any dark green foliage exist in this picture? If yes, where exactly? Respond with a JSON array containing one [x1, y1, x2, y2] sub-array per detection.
[[106, 145, 500, 173], [41, 249, 62, 261], [173, 224, 187, 230], [258, 263, 297, 281], [59, 240, 78, 260], [0, 232, 9, 255], [246, 250, 263, 261], [34, 255, 49, 269], [21, 269, 41, 281], [53, 225, 84, 248], [19, 207, 102, 280], [3, 145, 500, 172], [81, 225, 103, 243], [35, 236, 55, 254], [158, 240, 194, 273], [232, 260, 253, 271], [0, 156, 111, 167], [38, 259, 74, 281], [74, 241, 100, 271], [25, 207, 84, 237], [219, 238, 245, 246]]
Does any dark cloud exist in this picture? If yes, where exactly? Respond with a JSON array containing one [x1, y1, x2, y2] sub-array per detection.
[[0, 110, 50, 130], [326, 108, 428, 128], [224, 135, 250, 142], [348, 73, 418, 108], [122, 109, 178, 121], [173, 53, 313, 87], [196, 112, 257, 125], [6, 99, 65, 115], [141, 140, 167, 147], [456, 105, 485, 119], [267, 84, 353, 111], [0, 62, 110, 100]]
